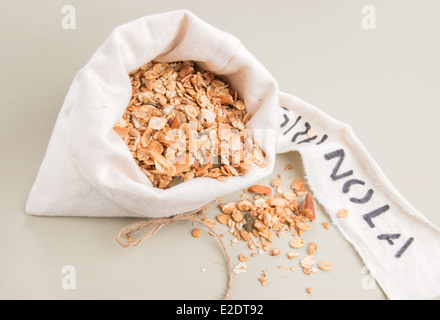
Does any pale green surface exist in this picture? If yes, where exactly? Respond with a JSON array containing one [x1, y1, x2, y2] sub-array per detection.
[[1, 0, 439, 299]]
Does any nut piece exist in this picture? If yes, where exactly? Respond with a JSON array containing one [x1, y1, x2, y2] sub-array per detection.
[[243, 212, 255, 232], [248, 185, 272, 195], [192, 228, 202, 238], [301, 193, 316, 221], [337, 209, 349, 218], [317, 261, 333, 271], [306, 287, 312, 294]]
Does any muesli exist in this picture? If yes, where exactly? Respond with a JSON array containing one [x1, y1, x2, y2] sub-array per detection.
[[114, 60, 266, 188], [214, 177, 333, 288]]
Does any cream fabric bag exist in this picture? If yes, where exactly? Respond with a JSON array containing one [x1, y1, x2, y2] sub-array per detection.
[[26, 9, 440, 300], [26, 9, 279, 218]]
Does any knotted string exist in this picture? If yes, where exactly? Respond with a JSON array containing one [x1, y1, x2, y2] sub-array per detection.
[[114, 200, 233, 300]]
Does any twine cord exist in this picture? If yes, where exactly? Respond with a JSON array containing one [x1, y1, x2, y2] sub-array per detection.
[[114, 201, 232, 300]]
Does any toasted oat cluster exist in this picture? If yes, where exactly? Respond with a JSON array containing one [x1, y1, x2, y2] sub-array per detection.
[[114, 60, 266, 188]]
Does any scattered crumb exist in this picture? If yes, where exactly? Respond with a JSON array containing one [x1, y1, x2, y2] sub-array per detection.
[[259, 277, 267, 286], [270, 178, 283, 187], [233, 262, 247, 274], [287, 251, 299, 260], [318, 261, 333, 271], [308, 242, 318, 255], [192, 228, 202, 238], [239, 253, 249, 262], [337, 209, 349, 218]]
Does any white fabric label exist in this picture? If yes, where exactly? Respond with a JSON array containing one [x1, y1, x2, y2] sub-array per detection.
[[277, 92, 440, 300]]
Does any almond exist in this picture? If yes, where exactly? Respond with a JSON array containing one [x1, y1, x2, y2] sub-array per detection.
[[170, 116, 181, 129], [248, 185, 272, 195], [301, 193, 316, 221]]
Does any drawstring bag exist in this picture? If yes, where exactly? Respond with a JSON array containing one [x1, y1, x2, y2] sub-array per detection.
[[26, 9, 278, 218], [26, 9, 440, 300]]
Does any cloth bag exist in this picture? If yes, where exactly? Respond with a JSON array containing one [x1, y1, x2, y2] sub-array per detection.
[[26, 9, 440, 300]]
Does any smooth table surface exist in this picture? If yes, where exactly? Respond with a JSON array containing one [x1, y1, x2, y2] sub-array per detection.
[[1, 0, 439, 300]]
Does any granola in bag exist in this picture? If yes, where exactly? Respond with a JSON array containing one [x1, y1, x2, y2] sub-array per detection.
[[114, 60, 266, 188]]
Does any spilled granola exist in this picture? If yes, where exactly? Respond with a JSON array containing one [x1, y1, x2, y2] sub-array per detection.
[[217, 177, 316, 254], [114, 60, 266, 188], [215, 176, 333, 288]]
